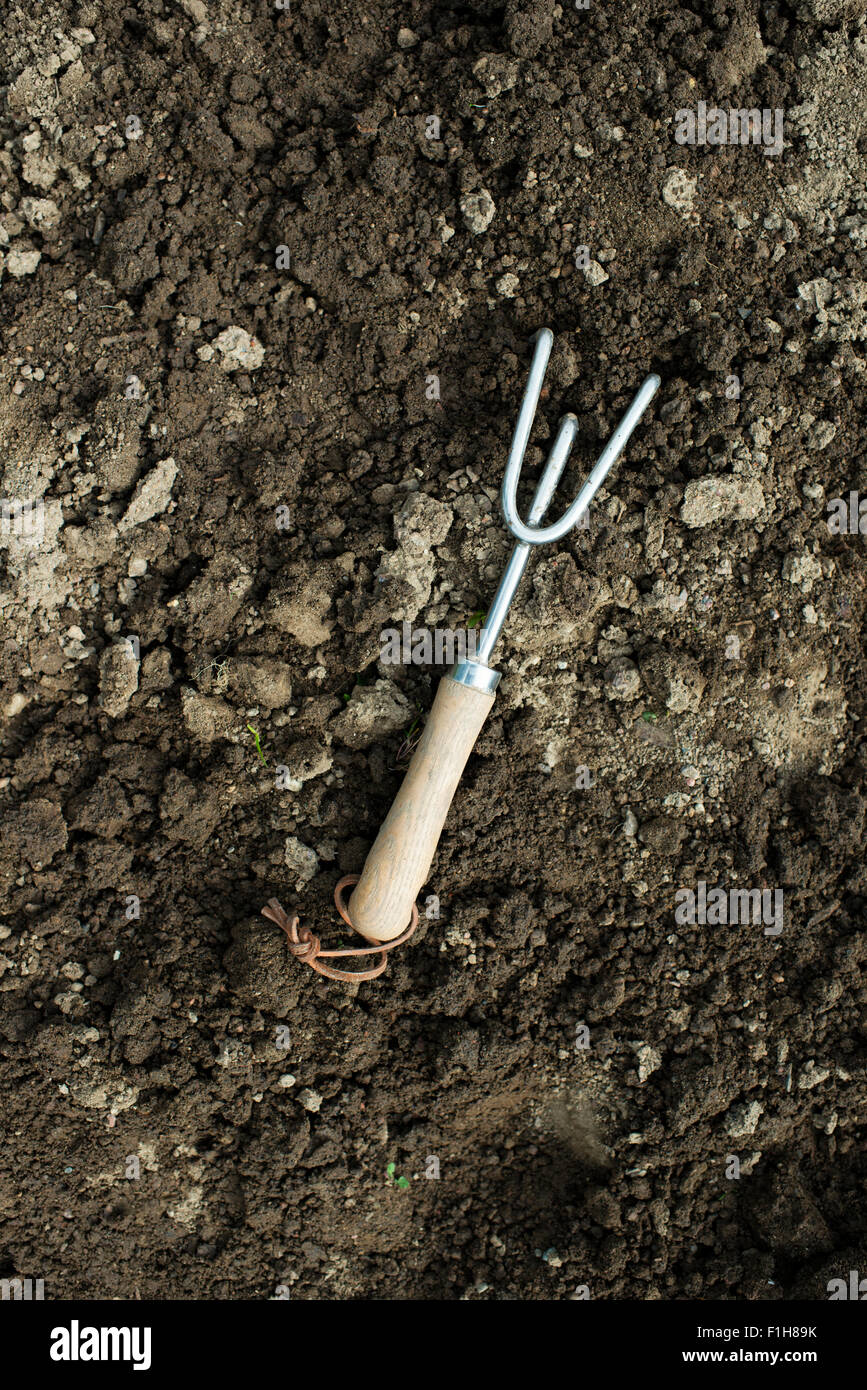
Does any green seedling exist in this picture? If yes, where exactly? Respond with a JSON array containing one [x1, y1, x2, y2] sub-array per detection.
[[341, 675, 367, 703], [386, 1162, 410, 1190], [467, 610, 486, 629], [247, 724, 267, 766]]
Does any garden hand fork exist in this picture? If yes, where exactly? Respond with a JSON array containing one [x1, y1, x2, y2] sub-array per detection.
[[343, 329, 661, 949]]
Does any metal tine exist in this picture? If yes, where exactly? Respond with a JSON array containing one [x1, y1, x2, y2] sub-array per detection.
[[527, 413, 579, 525], [499, 326, 579, 530], [505, 327, 555, 491], [540, 372, 661, 540]]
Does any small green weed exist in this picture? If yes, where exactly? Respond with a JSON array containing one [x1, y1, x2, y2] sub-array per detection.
[[246, 724, 267, 766]]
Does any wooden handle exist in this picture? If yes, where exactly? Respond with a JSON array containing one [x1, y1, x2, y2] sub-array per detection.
[[348, 675, 495, 942]]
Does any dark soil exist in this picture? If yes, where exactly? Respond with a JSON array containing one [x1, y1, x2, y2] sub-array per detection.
[[1, 0, 866, 1300]]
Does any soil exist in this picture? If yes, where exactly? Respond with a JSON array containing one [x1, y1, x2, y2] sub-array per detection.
[[1, 0, 866, 1301]]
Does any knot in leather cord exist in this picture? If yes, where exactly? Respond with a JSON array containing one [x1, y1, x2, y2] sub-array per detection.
[[261, 900, 320, 965]]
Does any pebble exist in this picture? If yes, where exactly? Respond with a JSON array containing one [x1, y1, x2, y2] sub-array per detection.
[[472, 53, 518, 97], [20, 197, 60, 232], [724, 1100, 763, 1137], [460, 189, 496, 235], [211, 325, 265, 372], [118, 457, 178, 532], [681, 476, 765, 527], [634, 1043, 662, 1083], [98, 644, 139, 718], [782, 551, 822, 593], [297, 1088, 323, 1113], [7, 248, 41, 276], [603, 656, 641, 700], [662, 168, 697, 215], [21, 152, 58, 188], [583, 259, 609, 286], [284, 836, 319, 888]]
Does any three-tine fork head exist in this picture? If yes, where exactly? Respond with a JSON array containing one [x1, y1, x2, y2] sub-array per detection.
[[453, 328, 661, 688], [501, 328, 661, 546]]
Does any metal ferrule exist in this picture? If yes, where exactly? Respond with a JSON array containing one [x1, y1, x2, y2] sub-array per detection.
[[448, 659, 501, 694]]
